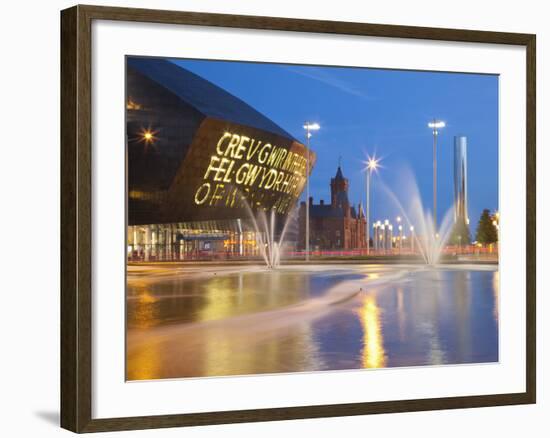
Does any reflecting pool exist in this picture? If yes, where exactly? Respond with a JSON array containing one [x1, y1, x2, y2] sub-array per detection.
[[126, 265, 499, 380]]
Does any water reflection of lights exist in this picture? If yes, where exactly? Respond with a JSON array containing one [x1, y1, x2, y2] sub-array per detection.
[[198, 272, 307, 323], [127, 340, 161, 381], [129, 282, 159, 329], [427, 326, 445, 365], [396, 287, 406, 342], [202, 322, 321, 377], [357, 295, 387, 368], [492, 271, 500, 323], [199, 276, 236, 322]]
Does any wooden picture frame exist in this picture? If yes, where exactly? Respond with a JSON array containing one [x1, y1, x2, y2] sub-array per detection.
[[61, 4, 536, 433]]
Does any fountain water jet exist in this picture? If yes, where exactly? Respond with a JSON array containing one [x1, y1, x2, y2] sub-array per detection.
[[380, 169, 456, 265], [240, 195, 297, 269]]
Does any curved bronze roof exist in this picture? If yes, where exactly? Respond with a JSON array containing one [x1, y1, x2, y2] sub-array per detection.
[[128, 57, 295, 140]]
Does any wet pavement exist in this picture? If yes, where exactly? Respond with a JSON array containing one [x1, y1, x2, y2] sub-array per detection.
[[126, 265, 499, 380]]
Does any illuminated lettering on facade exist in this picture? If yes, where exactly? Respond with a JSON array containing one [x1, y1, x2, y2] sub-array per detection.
[[194, 130, 310, 214]]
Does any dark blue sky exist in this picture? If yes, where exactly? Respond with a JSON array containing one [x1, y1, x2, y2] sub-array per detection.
[[172, 58, 498, 229]]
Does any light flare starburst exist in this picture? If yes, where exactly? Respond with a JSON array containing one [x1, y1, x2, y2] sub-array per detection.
[[138, 127, 159, 145], [363, 154, 383, 173]]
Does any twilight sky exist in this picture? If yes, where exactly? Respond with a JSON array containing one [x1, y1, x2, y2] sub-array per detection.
[[171, 58, 499, 231]]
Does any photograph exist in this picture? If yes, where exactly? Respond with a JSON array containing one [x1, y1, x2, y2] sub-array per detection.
[[125, 56, 500, 381]]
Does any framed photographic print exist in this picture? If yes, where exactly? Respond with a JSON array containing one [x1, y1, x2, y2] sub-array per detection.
[[60, 4, 536, 433]]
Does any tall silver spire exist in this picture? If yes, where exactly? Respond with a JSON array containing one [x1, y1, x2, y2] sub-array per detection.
[[453, 136, 469, 224]]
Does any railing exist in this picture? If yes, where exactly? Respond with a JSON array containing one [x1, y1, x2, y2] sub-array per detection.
[[287, 245, 498, 258], [127, 244, 498, 262]]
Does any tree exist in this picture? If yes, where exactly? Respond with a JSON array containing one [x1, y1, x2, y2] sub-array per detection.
[[475, 209, 498, 244], [449, 218, 471, 245]]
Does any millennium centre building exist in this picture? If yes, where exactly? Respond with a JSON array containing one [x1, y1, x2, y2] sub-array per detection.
[[126, 57, 315, 261]]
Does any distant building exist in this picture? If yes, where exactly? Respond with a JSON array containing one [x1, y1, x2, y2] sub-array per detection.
[[454, 135, 469, 224], [298, 166, 367, 250]]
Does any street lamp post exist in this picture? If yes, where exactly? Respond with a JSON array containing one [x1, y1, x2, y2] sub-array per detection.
[[373, 222, 378, 252], [364, 156, 380, 256], [410, 225, 415, 253], [398, 224, 403, 253], [366, 168, 371, 255], [303, 122, 320, 261], [428, 119, 445, 231]]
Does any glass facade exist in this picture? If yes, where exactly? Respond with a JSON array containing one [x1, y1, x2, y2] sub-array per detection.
[[127, 223, 270, 261]]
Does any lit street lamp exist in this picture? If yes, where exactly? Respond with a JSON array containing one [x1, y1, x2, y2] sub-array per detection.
[[364, 155, 380, 255], [428, 119, 445, 230], [374, 220, 381, 252], [396, 216, 402, 253], [303, 122, 320, 261]]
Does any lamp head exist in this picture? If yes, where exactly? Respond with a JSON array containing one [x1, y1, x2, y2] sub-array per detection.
[[428, 120, 446, 129], [303, 122, 321, 131]]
